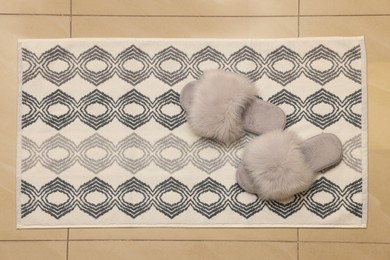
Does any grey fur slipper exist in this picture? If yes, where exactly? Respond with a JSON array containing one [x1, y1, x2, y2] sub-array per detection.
[[236, 130, 342, 201], [180, 70, 286, 143]]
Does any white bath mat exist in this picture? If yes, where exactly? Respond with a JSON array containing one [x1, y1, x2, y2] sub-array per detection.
[[17, 37, 367, 228]]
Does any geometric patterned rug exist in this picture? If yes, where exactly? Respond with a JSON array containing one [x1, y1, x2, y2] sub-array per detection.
[[17, 37, 367, 228]]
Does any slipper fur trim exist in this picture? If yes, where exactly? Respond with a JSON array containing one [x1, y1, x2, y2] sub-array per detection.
[[242, 130, 315, 201], [187, 70, 257, 143]]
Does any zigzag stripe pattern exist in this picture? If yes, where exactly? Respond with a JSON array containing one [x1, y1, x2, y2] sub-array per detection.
[[22, 87, 361, 131], [21, 176, 363, 220], [21, 133, 252, 174], [22, 44, 362, 87], [22, 89, 185, 130], [22, 133, 363, 174], [268, 88, 361, 129]]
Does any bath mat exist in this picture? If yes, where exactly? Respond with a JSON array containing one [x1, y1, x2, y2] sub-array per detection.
[[17, 37, 367, 228]]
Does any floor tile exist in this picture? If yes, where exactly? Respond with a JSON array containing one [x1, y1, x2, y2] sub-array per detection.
[[368, 63, 390, 150], [300, 242, 390, 260], [72, 0, 298, 16], [300, 16, 390, 61], [0, 241, 66, 260], [0, 0, 70, 14], [300, 151, 390, 243], [0, 15, 69, 240], [69, 227, 297, 241], [72, 16, 298, 38], [68, 241, 297, 260], [300, 0, 390, 15]]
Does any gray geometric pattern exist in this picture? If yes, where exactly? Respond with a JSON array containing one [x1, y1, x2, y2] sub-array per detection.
[[21, 44, 362, 87], [268, 89, 361, 129], [21, 176, 362, 220], [21, 133, 252, 174], [22, 132, 363, 174], [22, 89, 186, 130]]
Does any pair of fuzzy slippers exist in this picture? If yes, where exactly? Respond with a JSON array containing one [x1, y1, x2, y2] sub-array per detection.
[[180, 70, 342, 201]]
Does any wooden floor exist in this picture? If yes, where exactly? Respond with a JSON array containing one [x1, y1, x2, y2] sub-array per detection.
[[1, 0, 390, 259]]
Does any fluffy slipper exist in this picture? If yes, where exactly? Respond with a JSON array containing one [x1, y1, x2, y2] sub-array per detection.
[[236, 130, 342, 201], [180, 70, 286, 143]]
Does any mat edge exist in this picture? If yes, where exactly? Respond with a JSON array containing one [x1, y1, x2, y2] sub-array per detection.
[[16, 40, 23, 228]]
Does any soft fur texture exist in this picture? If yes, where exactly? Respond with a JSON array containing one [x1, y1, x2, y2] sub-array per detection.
[[241, 130, 315, 201], [187, 70, 257, 143]]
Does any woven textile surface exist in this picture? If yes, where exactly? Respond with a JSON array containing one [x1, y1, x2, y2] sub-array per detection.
[[17, 37, 367, 227]]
